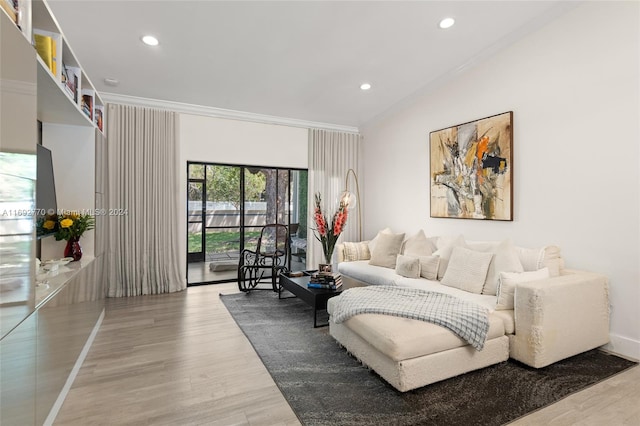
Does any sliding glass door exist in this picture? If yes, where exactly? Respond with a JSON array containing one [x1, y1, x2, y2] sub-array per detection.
[[187, 162, 307, 285]]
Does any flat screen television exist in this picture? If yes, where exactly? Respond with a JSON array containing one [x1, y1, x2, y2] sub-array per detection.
[[36, 144, 57, 219]]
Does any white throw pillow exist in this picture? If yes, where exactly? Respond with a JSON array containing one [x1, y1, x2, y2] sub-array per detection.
[[395, 254, 421, 279], [343, 241, 371, 261], [417, 255, 440, 281], [369, 232, 405, 269], [540, 246, 562, 277], [440, 246, 493, 294], [496, 267, 550, 310], [515, 246, 541, 271], [368, 227, 393, 254], [432, 234, 467, 279], [402, 230, 435, 257], [515, 245, 562, 277], [481, 239, 524, 296]]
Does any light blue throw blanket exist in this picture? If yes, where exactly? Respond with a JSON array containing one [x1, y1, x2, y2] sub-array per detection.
[[332, 286, 490, 350]]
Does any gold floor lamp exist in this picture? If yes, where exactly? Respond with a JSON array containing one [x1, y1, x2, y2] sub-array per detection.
[[340, 168, 362, 242]]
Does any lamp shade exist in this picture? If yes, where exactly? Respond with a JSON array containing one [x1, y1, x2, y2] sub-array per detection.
[[340, 190, 357, 210]]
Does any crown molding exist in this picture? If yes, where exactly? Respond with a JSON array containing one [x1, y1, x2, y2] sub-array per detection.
[[101, 92, 359, 133]]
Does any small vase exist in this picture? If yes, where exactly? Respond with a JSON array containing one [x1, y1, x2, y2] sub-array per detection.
[[64, 237, 82, 261]]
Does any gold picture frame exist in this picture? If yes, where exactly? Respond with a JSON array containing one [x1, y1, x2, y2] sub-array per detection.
[[430, 111, 513, 221]]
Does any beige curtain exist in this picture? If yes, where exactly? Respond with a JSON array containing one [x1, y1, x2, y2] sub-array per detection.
[[308, 129, 362, 268], [105, 104, 185, 297]]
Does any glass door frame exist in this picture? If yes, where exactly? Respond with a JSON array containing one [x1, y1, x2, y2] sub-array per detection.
[[186, 161, 307, 286]]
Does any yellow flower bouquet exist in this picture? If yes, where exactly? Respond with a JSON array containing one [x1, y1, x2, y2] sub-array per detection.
[[37, 211, 95, 241]]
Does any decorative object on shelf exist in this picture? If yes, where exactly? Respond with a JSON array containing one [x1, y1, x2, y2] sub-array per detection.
[[430, 111, 513, 221], [36, 211, 95, 261], [313, 192, 348, 268], [64, 236, 82, 261], [340, 168, 362, 241]]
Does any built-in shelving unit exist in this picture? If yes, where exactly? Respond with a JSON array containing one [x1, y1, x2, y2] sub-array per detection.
[[30, 0, 105, 131], [1, 1, 106, 424]]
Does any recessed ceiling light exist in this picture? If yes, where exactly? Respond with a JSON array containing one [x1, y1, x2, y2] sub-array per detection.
[[141, 35, 159, 46], [104, 78, 119, 86], [360, 83, 372, 91], [439, 17, 455, 29]]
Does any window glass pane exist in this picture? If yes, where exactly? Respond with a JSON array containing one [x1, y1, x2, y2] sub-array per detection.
[[294, 170, 308, 238], [276, 170, 289, 225], [188, 164, 204, 179], [188, 231, 202, 254], [187, 181, 203, 256], [243, 226, 262, 253], [244, 168, 267, 227], [206, 165, 240, 207], [206, 228, 240, 261]]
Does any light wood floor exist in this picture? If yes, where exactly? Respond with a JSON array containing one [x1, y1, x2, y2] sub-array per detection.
[[55, 284, 640, 425]]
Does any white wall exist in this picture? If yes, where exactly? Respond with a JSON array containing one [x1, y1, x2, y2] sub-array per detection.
[[41, 123, 96, 260], [361, 2, 639, 359], [177, 113, 308, 279]]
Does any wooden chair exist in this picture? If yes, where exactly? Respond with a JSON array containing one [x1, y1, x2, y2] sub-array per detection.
[[238, 224, 290, 292]]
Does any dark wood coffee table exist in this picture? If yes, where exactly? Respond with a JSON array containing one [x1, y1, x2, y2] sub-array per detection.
[[278, 274, 342, 327]]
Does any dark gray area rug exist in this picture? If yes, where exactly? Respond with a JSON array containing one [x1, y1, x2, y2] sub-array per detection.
[[220, 290, 636, 426]]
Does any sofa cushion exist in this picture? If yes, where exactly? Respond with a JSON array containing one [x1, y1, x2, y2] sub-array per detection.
[[515, 246, 542, 272], [369, 232, 405, 268], [432, 234, 467, 279], [491, 309, 515, 335], [496, 267, 550, 310], [395, 254, 420, 278], [402, 230, 435, 257], [343, 241, 371, 261], [540, 246, 562, 277], [417, 255, 440, 280], [339, 312, 506, 362], [367, 227, 393, 254], [481, 239, 524, 296], [515, 245, 562, 277], [441, 246, 493, 294]]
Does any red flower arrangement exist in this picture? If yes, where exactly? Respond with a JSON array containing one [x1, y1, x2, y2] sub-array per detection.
[[313, 192, 349, 264]]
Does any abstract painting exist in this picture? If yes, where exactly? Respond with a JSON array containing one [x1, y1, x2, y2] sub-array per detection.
[[430, 111, 513, 221]]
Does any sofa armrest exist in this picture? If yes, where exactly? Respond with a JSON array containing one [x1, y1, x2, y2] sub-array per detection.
[[510, 269, 610, 368]]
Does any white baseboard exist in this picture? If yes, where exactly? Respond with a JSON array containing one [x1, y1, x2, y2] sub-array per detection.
[[602, 333, 640, 362]]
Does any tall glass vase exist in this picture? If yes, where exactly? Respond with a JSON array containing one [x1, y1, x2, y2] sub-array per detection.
[[64, 236, 82, 261], [319, 246, 335, 273]]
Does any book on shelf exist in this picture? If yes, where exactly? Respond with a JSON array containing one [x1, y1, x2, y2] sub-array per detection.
[[1, 0, 30, 38], [94, 105, 104, 131], [1, 0, 17, 25], [81, 89, 94, 120], [65, 66, 80, 103], [34, 33, 57, 75], [60, 63, 72, 96]]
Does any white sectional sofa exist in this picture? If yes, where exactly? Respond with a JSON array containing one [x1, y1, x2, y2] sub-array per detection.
[[326, 230, 610, 392]]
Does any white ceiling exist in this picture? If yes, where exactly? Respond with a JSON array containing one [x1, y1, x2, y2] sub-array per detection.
[[47, 1, 575, 129]]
